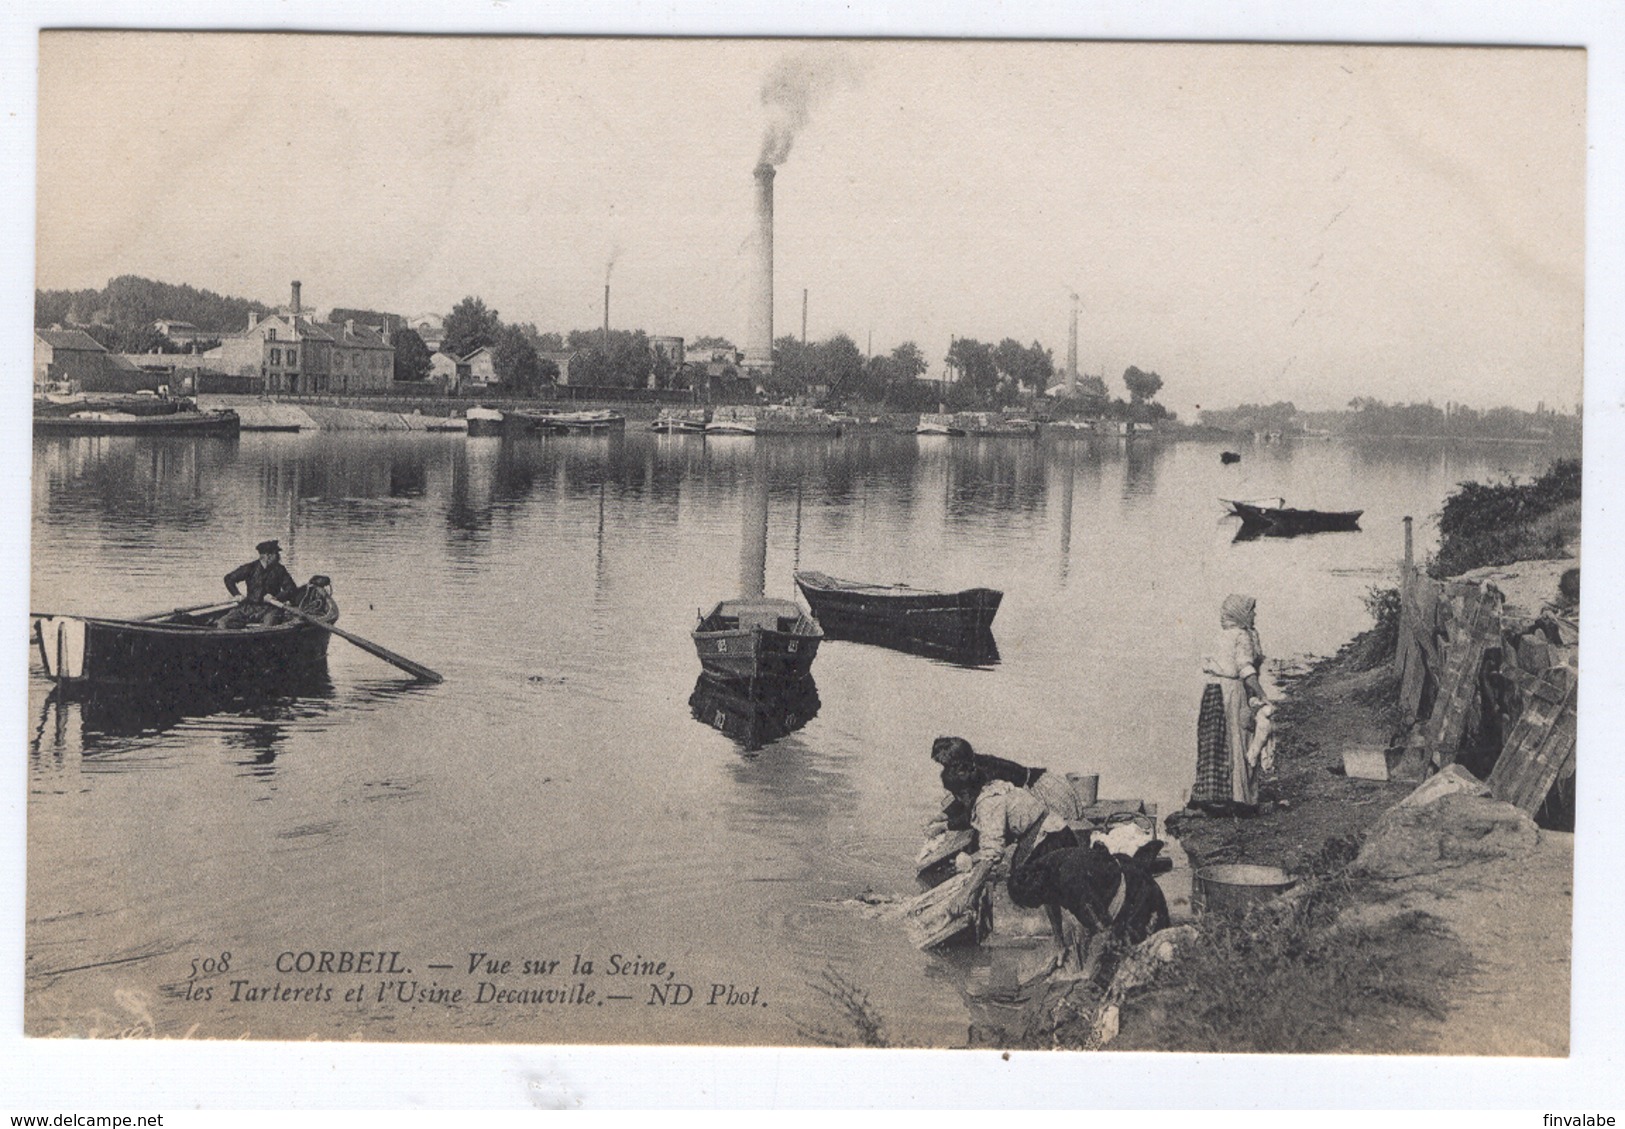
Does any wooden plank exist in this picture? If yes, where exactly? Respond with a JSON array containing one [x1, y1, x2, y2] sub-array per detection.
[[1488, 665, 1578, 815], [1423, 583, 1504, 766], [1397, 630, 1427, 722]]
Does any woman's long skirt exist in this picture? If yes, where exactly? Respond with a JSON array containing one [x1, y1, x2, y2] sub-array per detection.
[[1193, 680, 1257, 807]]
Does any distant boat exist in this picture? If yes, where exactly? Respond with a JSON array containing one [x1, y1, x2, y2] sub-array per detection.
[[793, 571, 1002, 658], [1223, 498, 1363, 536], [916, 413, 964, 436], [465, 406, 505, 437], [1046, 418, 1098, 437], [651, 408, 710, 434], [511, 409, 626, 434], [33, 408, 240, 437], [954, 412, 1038, 437], [705, 407, 758, 435], [692, 597, 823, 682], [1220, 450, 1242, 464], [706, 405, 839, 435]]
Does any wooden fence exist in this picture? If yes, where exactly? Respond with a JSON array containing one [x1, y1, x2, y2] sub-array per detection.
[[1393, 517, 1578, 816]]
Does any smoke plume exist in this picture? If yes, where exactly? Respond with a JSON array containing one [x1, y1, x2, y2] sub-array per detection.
[[758, 50, 863, 167], [604, 242, 622, 286]]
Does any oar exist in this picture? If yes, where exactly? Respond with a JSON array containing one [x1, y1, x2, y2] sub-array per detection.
[[265, 597, 443, 684], [135, 600, 239, 621]]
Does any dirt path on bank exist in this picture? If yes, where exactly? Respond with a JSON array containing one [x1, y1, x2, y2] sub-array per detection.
[[1357, 833, 1572, 1055]]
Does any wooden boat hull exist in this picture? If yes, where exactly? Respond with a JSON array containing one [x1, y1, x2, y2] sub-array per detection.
[[33, 409, 241, 437], [692, 598, 822, 682], [1225, 500, 1363, 536], [35, 607, 334, 699], [794, 571, 1002, 651]]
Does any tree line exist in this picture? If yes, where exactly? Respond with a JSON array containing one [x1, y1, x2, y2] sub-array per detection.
[[1199, 398, 1581, 441], [35, 275, 267, 353]]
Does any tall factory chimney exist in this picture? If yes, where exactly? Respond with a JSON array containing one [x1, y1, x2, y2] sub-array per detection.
[[744, 163, 776, 372], [1066, 293, 1079, 395], [603, 284, 611, 352], [291, 281, 302, 317]]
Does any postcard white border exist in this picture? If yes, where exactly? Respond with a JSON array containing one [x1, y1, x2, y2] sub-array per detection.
[[2, 0, 1621, 1111]]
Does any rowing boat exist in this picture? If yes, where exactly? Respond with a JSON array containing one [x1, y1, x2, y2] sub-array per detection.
[[692, 597, 822, 682], [34, 597, 339, 698], [794, 570, 1002, 655], [1223, 498, 1363, 536]]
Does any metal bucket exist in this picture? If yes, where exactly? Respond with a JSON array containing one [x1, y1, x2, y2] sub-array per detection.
[[1193, 864, 1295, 915], [1066, 772, 1100, 806]]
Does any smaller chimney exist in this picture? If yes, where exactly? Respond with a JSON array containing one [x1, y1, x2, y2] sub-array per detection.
[[345, 319, 355, 336], [291, 281, 302, 315], [248, 311, 259, 329]]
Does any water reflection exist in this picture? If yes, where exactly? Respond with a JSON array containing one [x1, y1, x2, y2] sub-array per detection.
[[818, 623, 1000, 668], [688, 673, 821, 752], [1122, 436, 1165, 498]]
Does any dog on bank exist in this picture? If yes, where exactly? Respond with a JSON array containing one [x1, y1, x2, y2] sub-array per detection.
[[1008, 839, 1171, 953]]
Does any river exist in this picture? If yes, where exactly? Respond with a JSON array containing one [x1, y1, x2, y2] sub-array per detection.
[[25, 428, 1571, 1044]]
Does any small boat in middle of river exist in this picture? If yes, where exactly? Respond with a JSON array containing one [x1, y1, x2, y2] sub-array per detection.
[[692, 597, 823, 683], [794, 570, 1002, 655]]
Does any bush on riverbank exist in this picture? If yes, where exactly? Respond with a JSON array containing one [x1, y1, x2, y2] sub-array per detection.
[[1429, 459, 1580, 578]]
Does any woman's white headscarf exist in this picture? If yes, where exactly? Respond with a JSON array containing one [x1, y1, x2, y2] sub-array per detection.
[[1221, 594, 1263, 662]]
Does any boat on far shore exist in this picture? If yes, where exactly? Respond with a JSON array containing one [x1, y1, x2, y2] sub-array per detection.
[[33, 406, 240, 436], [916, 413, 965, 436], [651, 408, 710, 434], [510, 408, 626, 434]]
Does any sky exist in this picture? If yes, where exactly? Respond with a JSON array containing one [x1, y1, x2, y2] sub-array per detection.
[[36, 35, 1585, 415]]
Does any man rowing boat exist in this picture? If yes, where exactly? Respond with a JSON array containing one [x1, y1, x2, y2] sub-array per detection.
[[220, 539, 299, 629]]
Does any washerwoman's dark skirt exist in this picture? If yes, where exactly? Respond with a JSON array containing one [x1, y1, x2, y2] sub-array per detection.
[[1192, 681, 1231, 805]]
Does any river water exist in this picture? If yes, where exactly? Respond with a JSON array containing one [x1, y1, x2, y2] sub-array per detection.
[[25, 429, 1568, 1045]]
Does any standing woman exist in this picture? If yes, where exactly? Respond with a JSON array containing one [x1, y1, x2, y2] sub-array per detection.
[[1191, 594, 1266, 814]]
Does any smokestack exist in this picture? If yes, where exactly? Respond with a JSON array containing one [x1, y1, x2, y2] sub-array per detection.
[[1066, 294, 1079, 395], [603, 284, 610, 352], [745, 163, 775, 371], [291, 281, 302, 316], [801, 288, 808, 344]]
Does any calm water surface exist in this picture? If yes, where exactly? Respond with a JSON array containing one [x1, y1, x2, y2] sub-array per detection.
[[26, 429, 1567, 1044]]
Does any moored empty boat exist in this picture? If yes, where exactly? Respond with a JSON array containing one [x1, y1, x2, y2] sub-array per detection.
[[692, 597, 822, 682], [794, 570, 1002, 653]]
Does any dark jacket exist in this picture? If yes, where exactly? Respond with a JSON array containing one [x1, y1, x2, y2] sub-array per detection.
[[225, 559, 298, 604]]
